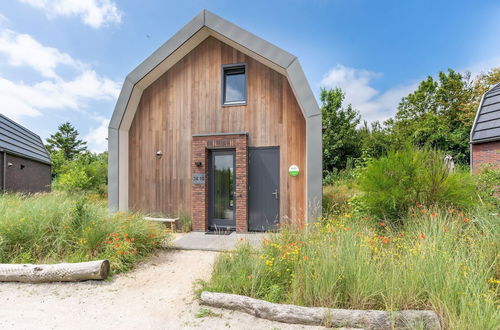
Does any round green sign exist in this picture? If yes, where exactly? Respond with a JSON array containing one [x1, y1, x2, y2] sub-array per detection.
[[289, 165, 299, 177]]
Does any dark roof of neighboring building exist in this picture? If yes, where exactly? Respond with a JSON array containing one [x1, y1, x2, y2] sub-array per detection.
[[0, 113, 51, 165], [470, 83, 500, 144]]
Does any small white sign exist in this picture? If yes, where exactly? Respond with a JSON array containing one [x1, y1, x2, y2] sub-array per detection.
[[289, 165, 299, 177]]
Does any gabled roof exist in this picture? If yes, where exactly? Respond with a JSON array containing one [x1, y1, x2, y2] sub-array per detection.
[[109, 9, 320, 131], [470, 82, 500, 144], [0, 113, 51, 165]]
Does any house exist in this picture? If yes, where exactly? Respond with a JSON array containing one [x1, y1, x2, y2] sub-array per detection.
[[108, 10, 322, 232], [470, 83, 500, 172], [0, 114, 51, 193]]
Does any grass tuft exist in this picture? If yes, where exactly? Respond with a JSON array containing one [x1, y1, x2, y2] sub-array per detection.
[[0, 192, 169, 274], [201, 208, 499, 329]]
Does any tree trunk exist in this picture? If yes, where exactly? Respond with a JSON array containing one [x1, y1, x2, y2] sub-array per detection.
[[200, 291, 441, 330], [0, 260, 110, 283]]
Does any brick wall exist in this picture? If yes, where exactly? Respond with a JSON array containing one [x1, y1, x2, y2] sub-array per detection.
[[472, 141, 500, 173], [5, 153, 51, 193], [191, 134, 248, 232]]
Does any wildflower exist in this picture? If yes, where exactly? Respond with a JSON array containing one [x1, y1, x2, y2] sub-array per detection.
[[421, 209, 427, 214], [459, 212, 464, 217], [419, 233, 426, 239], [150, 234, 155, 239], [430, 213, 438, 218], [118, 250, 124, 255], [449, 208, 454, 213], [380, 222, 386, 227], [303, 255, 309, 261], [382, 237, 390, 244], [133, 249, 138, 255], [463, 217, 470, 223]]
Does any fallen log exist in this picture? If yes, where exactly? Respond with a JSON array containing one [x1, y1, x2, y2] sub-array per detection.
[[0, 260, 110, 283], [200, 291, 441, 330]]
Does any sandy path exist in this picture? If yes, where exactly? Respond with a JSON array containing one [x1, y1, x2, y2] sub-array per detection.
[[0, 250, 323, 330]]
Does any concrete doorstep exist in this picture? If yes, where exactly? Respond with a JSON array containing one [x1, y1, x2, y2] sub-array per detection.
[[170, 231, 270, 252]]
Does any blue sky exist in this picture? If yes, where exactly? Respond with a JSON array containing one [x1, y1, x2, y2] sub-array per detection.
[[0, 0, 499, 152]]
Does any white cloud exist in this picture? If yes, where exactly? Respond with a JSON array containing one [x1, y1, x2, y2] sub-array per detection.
[[461, 56, 500, 78], [84, 116, 109, 152], [0, 29, 81, 78], [0, 71, 119, 120], [320, 65, 417, 123], [0, 26, 119, 152], [0, 13, 8, 26], [18, 0, 122, 28]]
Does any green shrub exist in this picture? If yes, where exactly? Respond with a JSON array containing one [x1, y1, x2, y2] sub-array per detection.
[[475, 164, 500, 210], [358, 148, 476, 224], [53, 152, 107, 195], [0, 192, 168, 274], [322, 184, 356, 217]]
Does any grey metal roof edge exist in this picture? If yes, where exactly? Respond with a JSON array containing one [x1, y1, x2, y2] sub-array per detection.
[[470, 82, 500, 143], [204, 10, 296, 69], [109, 9, 320, 131], [470, 136, 500, 144], [0, 113, 51, 164], [0, 147, 52, 165]]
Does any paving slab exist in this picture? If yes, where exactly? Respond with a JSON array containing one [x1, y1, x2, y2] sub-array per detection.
[[170, 231, 270, 251]]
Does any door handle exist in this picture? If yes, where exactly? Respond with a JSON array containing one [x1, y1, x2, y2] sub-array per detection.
[[272, 189, 279, 200]]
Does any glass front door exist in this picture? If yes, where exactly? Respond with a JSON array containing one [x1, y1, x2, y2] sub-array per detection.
[[209, 150, 236, 229]]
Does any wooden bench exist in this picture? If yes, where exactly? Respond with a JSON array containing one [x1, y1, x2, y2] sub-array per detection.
[[144, 217, 179, 232]]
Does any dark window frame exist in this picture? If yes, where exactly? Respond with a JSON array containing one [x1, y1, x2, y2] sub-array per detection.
[[221, 63, 247, 106]]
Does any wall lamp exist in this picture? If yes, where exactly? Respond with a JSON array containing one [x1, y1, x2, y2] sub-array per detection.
[[195, 161, 202, 167], [156, 150, 163, 158]]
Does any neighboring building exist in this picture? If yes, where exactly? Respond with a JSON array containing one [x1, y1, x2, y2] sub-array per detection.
[[470, 83, 500, 172], [109, 10, 322, 232], [0, 114, 51, 193]]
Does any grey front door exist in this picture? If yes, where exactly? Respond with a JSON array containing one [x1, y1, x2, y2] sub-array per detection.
[[208, 150, 236, 230], [248, 147, 280, 231]]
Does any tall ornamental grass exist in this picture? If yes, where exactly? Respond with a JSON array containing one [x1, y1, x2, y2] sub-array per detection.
[[201, 209, 499, 329], [0, 192, 169, 273]]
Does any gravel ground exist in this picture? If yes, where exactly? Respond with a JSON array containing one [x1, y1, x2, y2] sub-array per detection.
[[0, 250, 325, 330]]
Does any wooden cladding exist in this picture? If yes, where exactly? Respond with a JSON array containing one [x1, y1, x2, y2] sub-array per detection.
[[128, 36, 306, 223]]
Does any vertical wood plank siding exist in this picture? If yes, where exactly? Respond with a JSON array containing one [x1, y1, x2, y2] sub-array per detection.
[[129, 37, 306, 222]]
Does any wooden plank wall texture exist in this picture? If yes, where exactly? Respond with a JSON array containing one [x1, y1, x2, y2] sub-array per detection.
[[129, 37, 306, 222]]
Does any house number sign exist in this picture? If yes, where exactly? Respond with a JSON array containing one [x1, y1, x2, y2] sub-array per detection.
[[192, 173, 206, 184]]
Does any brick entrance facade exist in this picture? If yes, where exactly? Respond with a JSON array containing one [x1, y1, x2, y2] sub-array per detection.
[[191, 133, 248, 232], [471, 140, 500, 173]]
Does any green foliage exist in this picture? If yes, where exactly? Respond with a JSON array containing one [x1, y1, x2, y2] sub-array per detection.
[[321, 88, 362, 174], [475, 164, 500, 210], [54, 152, 108, 195], [195, 308, 222, 318], [201, 210, 499, 329], [0, 192, 168, 274], [322, 183, 356, 217], [358, 148, 477, 223], [46, 122, 88, 161], [389, 69, 477, 164]]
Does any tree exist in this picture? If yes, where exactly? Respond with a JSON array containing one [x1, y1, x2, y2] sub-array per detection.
[[389, 69, 473, 163], [321, 88, 362, 174], [46, 122, 88, 161]]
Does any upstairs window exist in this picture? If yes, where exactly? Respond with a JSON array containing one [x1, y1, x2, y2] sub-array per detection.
[[222, 64, 246, 105]]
